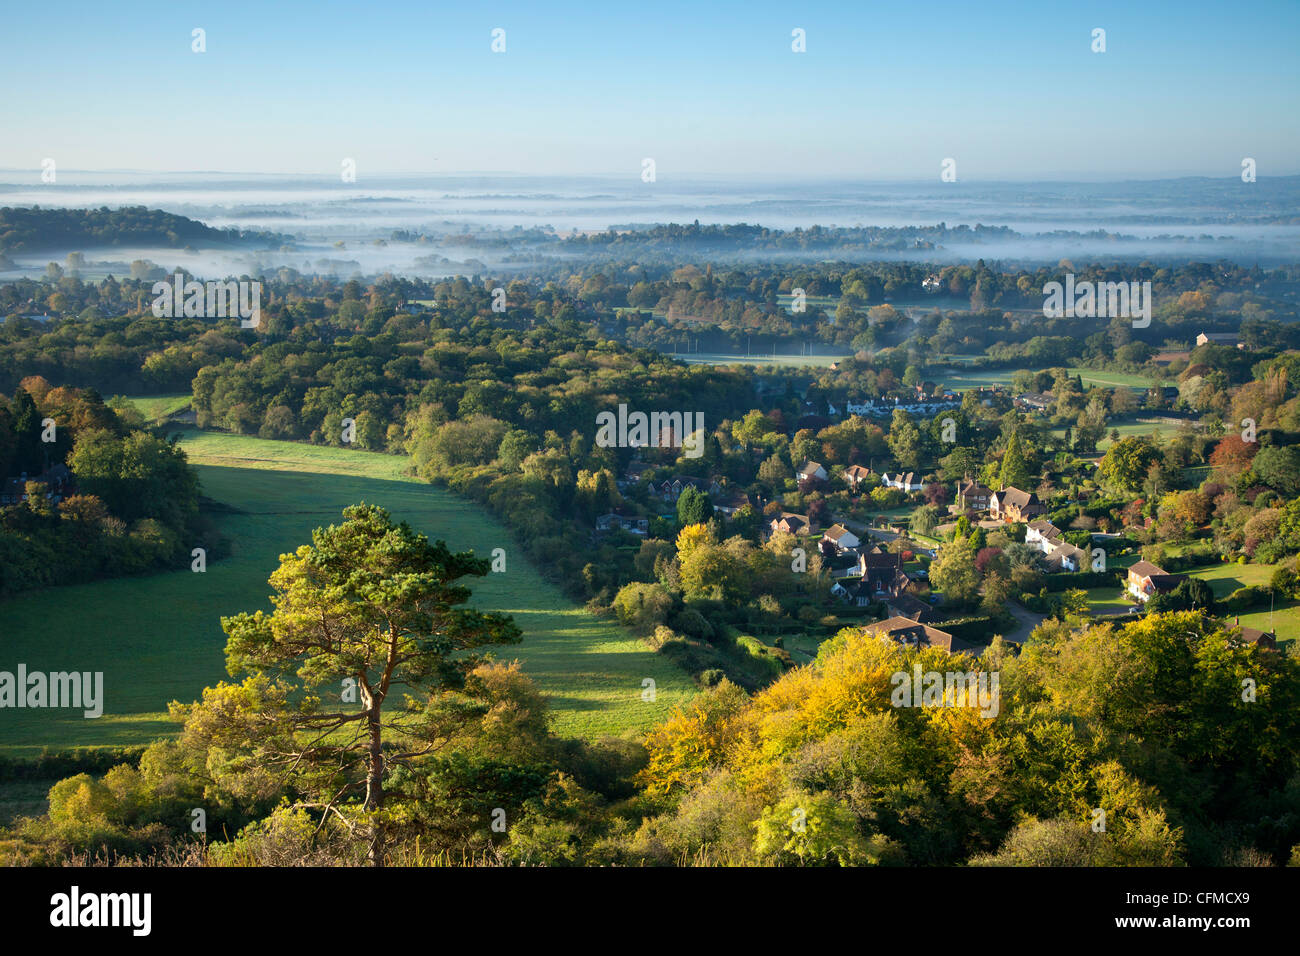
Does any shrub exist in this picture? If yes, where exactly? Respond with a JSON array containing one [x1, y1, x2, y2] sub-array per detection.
[[1220, 586, 1267, 613]]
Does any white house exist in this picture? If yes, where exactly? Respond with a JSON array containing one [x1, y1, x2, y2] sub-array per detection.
[[1043, 540, 1087, 572], [1024, 518, 1088, 572], [796, 461, 828, 483], [882, 472, 923, 492], [1025, 519, 1061, 549], [842, 464, 872, 492], [1195, 332, 1242, 349], [821, 524, 861, 552]]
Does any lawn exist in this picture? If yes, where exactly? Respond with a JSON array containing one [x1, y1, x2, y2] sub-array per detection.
[[1083, 586, 1133, 615], [1188, 561, 1275, 598], [0, 430, 696, 753], [1188, 563, 1297, 646]]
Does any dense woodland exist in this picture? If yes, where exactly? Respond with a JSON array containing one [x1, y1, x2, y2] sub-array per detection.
[[0, 206, 284, 255], [0, 380, 216, 595]]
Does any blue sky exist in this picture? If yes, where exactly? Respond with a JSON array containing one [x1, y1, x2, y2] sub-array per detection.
[[1, 0, 1296, 179]]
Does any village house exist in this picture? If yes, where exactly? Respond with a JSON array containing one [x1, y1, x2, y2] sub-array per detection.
[[858, 551, 908, 596], [769, 512, 811, 537], [989, 486, 1044, 523], [1233, 618, 1277, 649], [796, 461, 828, 484], [829, 550, 911, 606], [842, 464, 872, 492], [821, 523, 861, 553], [1, 465, 75, 506], [827, 550, 863, 578], [712, 489, 751, 516], [829, 579, 873, 606], [621, 460, 651, 484], [955, 478, 993, 512], [1024, 518, 1061, 547], [1021, 519, 1092, 572], [1126, 560, 1187, 602], [1042, 539, 1088, 572], [862, 616, 979, 654], [1015, 392, 1053, 414], [595, 513, 649, 536], [886, 591, 938, 623], [1195, 331, 1242, 349], [882, 472, 923, 493], [649, 475, 723, 502]]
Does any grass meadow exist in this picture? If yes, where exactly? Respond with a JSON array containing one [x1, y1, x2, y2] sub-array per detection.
[[0, 428, 696, 754], [120, 393, 192, 422]]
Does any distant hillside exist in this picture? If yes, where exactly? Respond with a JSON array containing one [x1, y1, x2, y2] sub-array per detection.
[[0, 205, 286, 253]]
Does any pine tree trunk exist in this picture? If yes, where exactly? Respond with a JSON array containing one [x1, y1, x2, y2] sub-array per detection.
[[364, 705, 385, 866]]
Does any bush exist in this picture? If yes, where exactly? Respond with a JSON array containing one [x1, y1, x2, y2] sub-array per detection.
[[1220, 586, 1267, 613], [612, 581, 675, 632], [671, 608, 715, 642], [940, 614, 1014, 644]]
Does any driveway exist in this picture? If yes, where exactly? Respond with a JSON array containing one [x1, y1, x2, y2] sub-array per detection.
[[1002, 601, 1046, 643]]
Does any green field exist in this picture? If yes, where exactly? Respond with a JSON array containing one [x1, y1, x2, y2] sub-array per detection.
[[1189, 561, 1275, 597], [1066, 368, 1175, 390], [927, 368, 1018, 389], [120, 393, 192, 422], [928, 366, 1174, 393], [1050, 419, 1195, 452], [0, 430, 696, 753], [677, 351, 851, 368], [1178, 563, 1296, 645]]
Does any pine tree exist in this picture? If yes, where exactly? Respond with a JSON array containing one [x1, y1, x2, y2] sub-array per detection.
[[1000, 430, 1031, 490]]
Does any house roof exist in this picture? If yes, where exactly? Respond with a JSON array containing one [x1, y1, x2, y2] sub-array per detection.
[[887, 592, 936, 622], [1128, 560, 1167, 578], [772, 512, 808, 531], [1147, 573, 1186, 592], [797, 461, 825, 475], [843, 464, 872, 479], [862, 616, 977, 653], [1046, 541, 1087, 561], [823, 523, 856, 542], [1027, 518, 1060, 535], [1237, 626, 1275, 645], [995, 486, 1038, 510]]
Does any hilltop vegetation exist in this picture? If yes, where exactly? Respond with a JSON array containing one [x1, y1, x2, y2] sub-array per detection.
[[2, 608, 1295, 866], [0, 206, 284, 255]]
